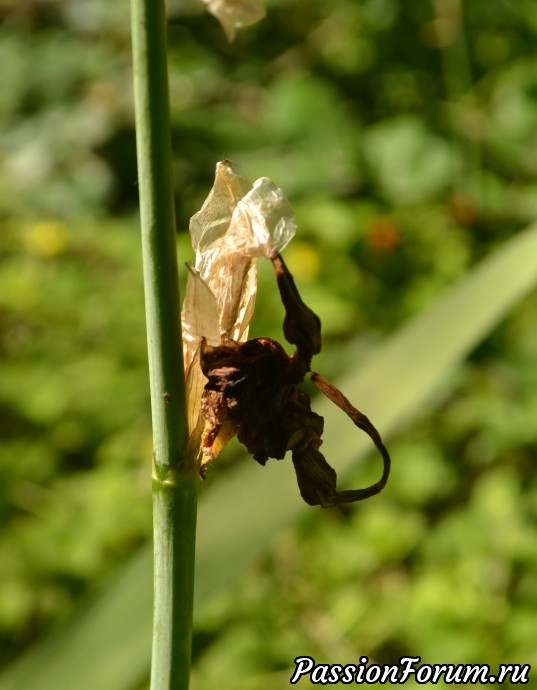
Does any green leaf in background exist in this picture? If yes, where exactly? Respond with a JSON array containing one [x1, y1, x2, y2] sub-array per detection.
[[362, 116, 460, 204], [2, 222, 537, 690]]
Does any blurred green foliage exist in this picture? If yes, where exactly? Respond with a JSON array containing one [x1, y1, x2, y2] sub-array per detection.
[[1, 0, 537, 687]]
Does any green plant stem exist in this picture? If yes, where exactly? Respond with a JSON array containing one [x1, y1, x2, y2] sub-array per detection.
[[130, 1, 197, 689]]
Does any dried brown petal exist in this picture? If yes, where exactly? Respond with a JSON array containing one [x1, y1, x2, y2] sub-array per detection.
[[309, 371, 391, 501], [200, 336, 293, 464], [271, 254, 321, 376], [291, 448, 338, 508]]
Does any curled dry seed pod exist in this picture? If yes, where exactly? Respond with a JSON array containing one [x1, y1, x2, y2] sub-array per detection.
[[200, 0, 266, 41], [182, 161, 391, 506]]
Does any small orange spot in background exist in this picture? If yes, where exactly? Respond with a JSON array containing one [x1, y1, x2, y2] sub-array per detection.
[[365, 216, 400, 252]]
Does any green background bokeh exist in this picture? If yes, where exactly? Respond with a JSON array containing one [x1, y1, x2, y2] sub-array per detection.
[[1, 0, 537, 687]]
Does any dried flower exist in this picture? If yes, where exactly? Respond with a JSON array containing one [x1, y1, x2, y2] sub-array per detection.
[[182, 161, 295, 464], [182, 161, 390, 506]]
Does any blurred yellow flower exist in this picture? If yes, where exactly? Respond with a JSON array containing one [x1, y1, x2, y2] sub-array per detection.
[[24, 221, 69, 258], [285, 240, 322, 282]]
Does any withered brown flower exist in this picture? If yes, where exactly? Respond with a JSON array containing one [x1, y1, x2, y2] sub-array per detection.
[[182, 161, 390, 508]]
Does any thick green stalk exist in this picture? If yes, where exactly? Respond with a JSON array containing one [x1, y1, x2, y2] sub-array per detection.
[[130, 1, 197, 689]]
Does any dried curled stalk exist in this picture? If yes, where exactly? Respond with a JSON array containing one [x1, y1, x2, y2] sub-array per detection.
[[182, 161, 390, 507]]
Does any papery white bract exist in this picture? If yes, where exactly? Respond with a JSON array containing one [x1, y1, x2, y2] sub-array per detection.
[[200, 0, 266, 41], [181, 160, 296, 464], [189, 162, 251, 265], [188, 162, 258, 341], [181, 266, 221, 441], [231, 178, 296, 260]]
